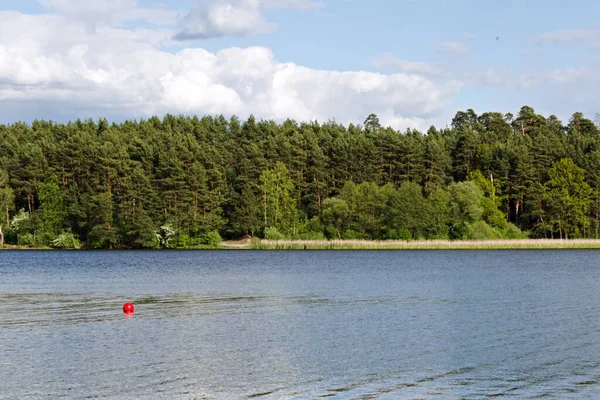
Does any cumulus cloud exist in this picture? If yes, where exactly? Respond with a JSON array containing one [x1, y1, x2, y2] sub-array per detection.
[[0, 7, 462, 131], [173, 0, 323, 40], [174, 0, 271, 40]]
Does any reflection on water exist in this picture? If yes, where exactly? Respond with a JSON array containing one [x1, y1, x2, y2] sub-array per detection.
[[2, 250, 600, 399]]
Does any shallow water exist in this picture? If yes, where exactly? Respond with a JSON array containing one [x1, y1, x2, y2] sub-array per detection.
[[2, 250, 600, 399]]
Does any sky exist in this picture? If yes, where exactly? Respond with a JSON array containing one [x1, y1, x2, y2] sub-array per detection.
[[0, 0, 598, 130]]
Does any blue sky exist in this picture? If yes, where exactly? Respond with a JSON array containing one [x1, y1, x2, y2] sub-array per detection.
[[0, 0, 598, 129]]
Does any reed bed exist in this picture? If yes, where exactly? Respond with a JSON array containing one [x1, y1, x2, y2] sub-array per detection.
[[252, 239, 600, 250]]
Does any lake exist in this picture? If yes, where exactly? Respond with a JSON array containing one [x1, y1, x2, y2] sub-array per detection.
[[1, 250, 600, 399]]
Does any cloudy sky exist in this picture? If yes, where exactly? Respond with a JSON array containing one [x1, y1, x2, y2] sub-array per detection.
[[0, 0, 598, 130]]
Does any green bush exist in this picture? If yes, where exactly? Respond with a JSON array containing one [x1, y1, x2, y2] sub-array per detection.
[[264, 227, 286, 240], [199, 231, 222, 247], [449, 221, 469, 240], [387, 228, 412, 240], [17, 233, 35, 247], [52, 232, 81, 249], [342, 229, 364, 239], [324, 226, 339, 239], [503, 223, 528, 239], [2, 227, 17, 245], [176, 233, 191, 248], [466, 221, 501, 240], [302, 216, 323, 234]]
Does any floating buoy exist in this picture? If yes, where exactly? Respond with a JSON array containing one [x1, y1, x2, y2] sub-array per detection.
[[123, 302, 135, 314]]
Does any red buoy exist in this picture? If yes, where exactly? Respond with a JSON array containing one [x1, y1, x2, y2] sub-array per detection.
[[123, 302, 135, 314]]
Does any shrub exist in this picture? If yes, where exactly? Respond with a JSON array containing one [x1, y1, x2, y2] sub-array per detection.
[[342, 229, 364, 239], [155, 223, 177, 248], [176, 233, 191, 248], [1, 227, 17, 245], [199, 230, 222, 247], [264, 227, 286, 240], [17, 233, 35, 247], [467, 221, 501, 240], [387, 228, 412, 240], [52, 232, 81, 249], [503, 223, 528, 239]]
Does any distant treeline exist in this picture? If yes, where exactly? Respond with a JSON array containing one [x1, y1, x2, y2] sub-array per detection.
[[0, 106, 598, 248]]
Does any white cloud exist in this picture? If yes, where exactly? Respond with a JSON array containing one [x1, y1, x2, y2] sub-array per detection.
[[174, 0, 270, 40], [0, 9, 460, 131], [173, 0, 323, 40]]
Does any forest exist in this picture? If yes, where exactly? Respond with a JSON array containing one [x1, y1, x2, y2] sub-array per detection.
[[0, 106, 599, 248]]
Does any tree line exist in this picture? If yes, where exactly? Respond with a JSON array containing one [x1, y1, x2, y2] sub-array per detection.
[[0, 106, 598, 248]]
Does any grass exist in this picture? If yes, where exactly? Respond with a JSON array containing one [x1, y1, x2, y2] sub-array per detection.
[[5, 239, 600, 250], [0, 244, 53, 250], [251, 239, 600, 250]]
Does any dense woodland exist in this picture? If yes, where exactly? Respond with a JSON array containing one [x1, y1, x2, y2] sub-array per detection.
[[0, 106, 599, 248]]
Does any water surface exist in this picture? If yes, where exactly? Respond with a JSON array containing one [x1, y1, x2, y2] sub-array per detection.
[[1, 250, 600, 399]]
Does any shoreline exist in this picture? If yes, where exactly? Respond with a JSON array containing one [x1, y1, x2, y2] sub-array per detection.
[[251, 239, 600, 250], [5, 239, 600, 250]]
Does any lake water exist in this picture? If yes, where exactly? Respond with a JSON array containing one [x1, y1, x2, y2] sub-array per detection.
[[2, 250, 600, 399]]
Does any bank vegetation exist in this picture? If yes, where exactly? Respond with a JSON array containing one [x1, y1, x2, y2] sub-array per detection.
[[0, 107, 599, 248]]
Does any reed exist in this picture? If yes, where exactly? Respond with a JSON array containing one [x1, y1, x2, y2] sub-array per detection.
[[251, 239, 600, 250]]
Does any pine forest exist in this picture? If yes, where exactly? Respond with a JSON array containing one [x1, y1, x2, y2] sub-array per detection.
[[0, 106, 599, 248]]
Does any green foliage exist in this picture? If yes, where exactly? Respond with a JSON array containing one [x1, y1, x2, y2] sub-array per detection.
[[176, 233, 191, 248], [424, 188, 450, 239], [259, 162, 298, 235], [448, 181, 484, 239], [450, 181, 484, 223], [0, 169, 14, 230], [155, 223, 176, 248], [466, 221, 502, 240], [293, 231, 326, 240], [342, 229, 365, 239], [339, 181, 389, 239], [198, 231, 222, 247], [264, 227, 286, 240], [18, 233, 35, 247], [88, 192, 117, 249], [1, 226, 16, 245], [467, 170, 494, 197], [481, 197, 508, 230], [388, 228, 412, 240], [321, 198, 349, 239], [545, 158, 592, 238], [388, 181, 426, 239], [88, 225, 119, 249], [10, 209, 29, 231], [38, 175, 65, 244], [52, 231, 81, 249], [292, 216, 325, 240], [3, 108, 599, 246], [10, 209, 34, 245], [503, 223, 528, 239]]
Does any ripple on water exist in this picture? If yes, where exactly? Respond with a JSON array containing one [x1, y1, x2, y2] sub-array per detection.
[[3, 250, 600, 399]]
